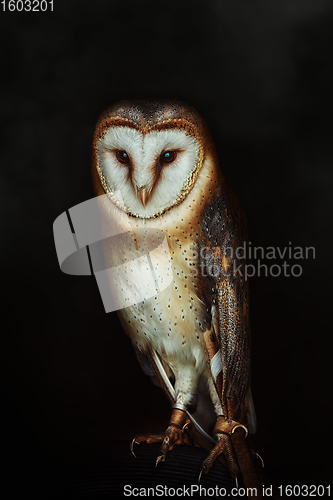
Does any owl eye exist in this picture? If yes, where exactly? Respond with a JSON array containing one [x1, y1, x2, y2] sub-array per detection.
[[160, 150, 177, 164], [116, 150, 130, 164]]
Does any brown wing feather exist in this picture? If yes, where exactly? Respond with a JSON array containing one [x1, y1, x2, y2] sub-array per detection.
[[199, 181, 251, 424]]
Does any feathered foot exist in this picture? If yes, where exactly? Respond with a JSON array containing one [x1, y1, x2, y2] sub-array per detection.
[[131, 409, 191, 466], [198, 416, 262, 497], [200, 433, 239, 484], [199, 416, 248, 483]]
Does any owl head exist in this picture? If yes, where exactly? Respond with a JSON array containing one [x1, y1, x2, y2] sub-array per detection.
[[91, 100, 217, 219]]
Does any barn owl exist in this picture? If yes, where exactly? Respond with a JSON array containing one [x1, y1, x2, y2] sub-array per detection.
[[91, 100, 259, 486]]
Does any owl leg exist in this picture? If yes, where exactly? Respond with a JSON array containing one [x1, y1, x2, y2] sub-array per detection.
[[200, 416, 246, 481], [198, 378, 242, 482], [131, 408, 192, 465], [132, 366, 199, 465]]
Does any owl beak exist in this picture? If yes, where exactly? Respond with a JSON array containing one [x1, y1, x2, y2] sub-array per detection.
[[139, 187, 148, 208]]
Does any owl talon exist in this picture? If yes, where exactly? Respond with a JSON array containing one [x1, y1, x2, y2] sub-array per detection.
[[234, 474, 239, 489], [252, 451, 264, 468], [132, 412, 190, 468], [155, 454, 166, 468], [201, 432, 239, 480], [130, 437, 139, 458], [198, 465, 207, 485]]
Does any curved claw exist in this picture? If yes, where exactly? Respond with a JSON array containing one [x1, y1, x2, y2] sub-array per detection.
[[234, 474, 239, 489], [252, 451, 265, 468], [198, 465, 206, 485], [131, 437, 139, 458], [155, 454, 166, 468]]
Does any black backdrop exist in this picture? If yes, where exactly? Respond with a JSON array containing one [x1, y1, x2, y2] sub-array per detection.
[[1, 0, 332, 496]]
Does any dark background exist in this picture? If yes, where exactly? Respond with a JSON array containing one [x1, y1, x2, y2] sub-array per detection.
[[1, 0, 332, 496]]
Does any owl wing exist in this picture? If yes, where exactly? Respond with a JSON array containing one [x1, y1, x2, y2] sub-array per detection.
[[199, 181, 254, 429]]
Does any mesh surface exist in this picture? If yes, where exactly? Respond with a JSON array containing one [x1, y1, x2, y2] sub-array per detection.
[[51, 441, 246, 499]]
